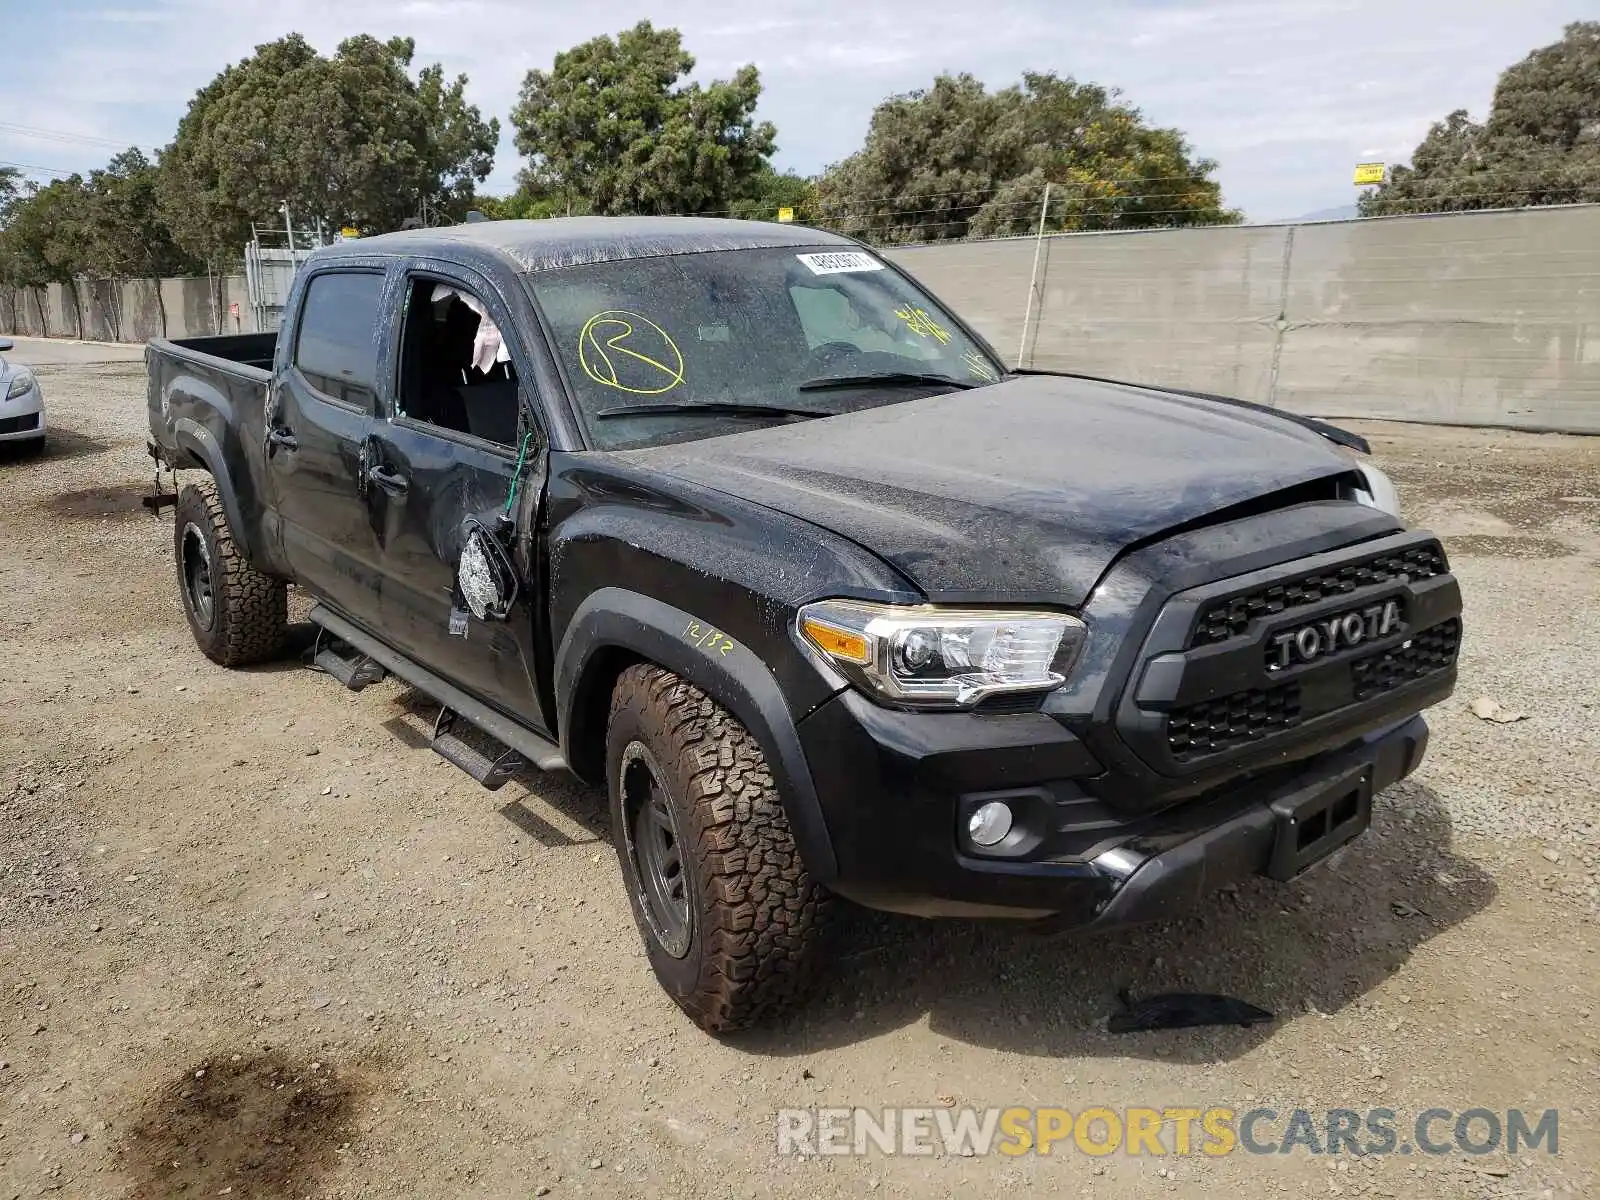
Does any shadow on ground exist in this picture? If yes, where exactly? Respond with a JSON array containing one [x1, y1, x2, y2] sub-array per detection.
[[0, 425, 112, 464], [735, 781, 1492, 1063], [237, 645, 611, 847], [382, 683, 610, 847], [6, 428, 112, 464], [235, 622, 322, 674]]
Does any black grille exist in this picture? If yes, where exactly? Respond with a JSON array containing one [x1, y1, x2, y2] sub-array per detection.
[[973, 692, 1046, 714], [1351, 619, 1462, 701], [1191, 542, 1448, 648], [1167, 683, 1303, 760], [0, 413, 39, 435]]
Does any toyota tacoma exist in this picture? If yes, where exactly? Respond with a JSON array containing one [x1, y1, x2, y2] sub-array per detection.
[[145, 217, 1462, 1033]]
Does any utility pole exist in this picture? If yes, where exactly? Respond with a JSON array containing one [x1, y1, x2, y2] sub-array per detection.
[[1016, 183, 1053, 369]]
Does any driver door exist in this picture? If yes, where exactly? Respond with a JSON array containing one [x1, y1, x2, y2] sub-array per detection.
[[361, 268, 552, 734]]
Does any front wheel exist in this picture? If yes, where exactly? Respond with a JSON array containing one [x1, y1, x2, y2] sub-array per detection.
[[606, 664, 830, 1033], [173, 479, 287, 667]]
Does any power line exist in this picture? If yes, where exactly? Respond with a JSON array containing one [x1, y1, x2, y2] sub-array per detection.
[[0, 121, 141, 152], [0, 159, 75, 179]]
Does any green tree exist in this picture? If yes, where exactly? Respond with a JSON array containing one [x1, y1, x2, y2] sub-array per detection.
[[473, 183, 593, 222], [0, 176, 92, 336], [77, 149, 199, 338], [1362, 22, 1600, 215], [818, 71, 1238, 243], [510, 21, 777, 216], [158, 33, 499, 261], [82, 150, 198, 279], [728, 167, 817, 223], [415, 61, 501, 221], [0, 166, 20, 225]]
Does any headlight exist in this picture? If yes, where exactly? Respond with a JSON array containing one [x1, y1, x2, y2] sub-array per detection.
[[1347, 463, 1400, 519], [5, 372, 32, 400], [797, 599, 1086, 709]]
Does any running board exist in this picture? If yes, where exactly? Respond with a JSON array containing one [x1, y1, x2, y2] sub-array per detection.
[[307, 603, 567, 775], [433, 707, 525, 790]]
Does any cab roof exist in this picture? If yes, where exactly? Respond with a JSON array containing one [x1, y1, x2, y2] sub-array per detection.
[[316, 216, 857, 275]]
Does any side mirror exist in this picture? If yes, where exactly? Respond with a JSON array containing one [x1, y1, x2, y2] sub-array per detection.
[[0, 339, 12, 352], [455, 519, 519, 623]]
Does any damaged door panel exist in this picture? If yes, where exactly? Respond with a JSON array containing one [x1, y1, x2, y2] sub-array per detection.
[[365, 421, 546, 727]]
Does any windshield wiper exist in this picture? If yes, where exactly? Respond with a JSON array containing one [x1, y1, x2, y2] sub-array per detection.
[[797, 372, 978, 392], [595, 402, 828, 421]]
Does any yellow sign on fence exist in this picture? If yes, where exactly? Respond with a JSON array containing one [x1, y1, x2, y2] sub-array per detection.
[[776, 207, 795, 223], [1353, 163, 1386, 186]]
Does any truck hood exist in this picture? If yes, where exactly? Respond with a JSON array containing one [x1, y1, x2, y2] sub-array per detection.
[[625, 375, 1360, 606]]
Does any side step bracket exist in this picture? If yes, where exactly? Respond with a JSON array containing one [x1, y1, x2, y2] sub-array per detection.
[[307, 629, 388, 691], [432, 708, 526, 791]]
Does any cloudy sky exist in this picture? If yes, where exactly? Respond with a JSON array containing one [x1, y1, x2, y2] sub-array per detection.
[[3, 1, 1592, 222]]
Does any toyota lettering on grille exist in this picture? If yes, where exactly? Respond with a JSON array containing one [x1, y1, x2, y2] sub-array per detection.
[[1268, 598, 1403, 670]]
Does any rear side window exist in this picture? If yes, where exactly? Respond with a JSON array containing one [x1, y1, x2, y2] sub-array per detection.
[[294, 271, 384, 409]]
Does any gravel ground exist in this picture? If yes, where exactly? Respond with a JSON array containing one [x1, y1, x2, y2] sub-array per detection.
[[0, 343, 1596, 1199]]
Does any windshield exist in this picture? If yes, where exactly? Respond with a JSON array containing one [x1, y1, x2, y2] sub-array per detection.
[[527, 245, 1005, 449]]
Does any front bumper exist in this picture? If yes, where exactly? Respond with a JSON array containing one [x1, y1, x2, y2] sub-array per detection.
[[0, 378, 45, 442], [799, 692, 1430, 927], [1061, 716, 1426, 931]]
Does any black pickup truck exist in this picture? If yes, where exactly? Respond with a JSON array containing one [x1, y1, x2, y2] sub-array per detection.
[[146, 217, 1462, 1033]]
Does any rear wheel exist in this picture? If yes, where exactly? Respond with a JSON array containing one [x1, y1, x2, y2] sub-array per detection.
[[174, 479, 287, 667], [606, 664, 830, 1033]]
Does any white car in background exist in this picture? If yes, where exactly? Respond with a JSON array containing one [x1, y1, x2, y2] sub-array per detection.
[[0, 338, 45, 456]]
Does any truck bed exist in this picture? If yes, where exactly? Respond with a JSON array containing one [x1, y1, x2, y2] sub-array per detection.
[[147, 333, 279, 572], [166, 332, 279, 374]]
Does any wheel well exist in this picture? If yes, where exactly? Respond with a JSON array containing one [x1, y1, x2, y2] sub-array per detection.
[[564, 645, 645, 785]]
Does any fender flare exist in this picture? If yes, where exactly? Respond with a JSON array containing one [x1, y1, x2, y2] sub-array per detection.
[[171, 418, 253, 560], [555, 587, 838, 882]]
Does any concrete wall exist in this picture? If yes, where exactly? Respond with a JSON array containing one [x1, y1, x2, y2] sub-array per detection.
[[0, 275, 251, 342], [886, 204, 1600, 434], [1273, 208, 1600, 431], [892, 223, 1293, 405]]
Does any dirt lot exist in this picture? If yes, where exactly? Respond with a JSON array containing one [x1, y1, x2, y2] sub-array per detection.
[[1, 341, 1597, 1199]]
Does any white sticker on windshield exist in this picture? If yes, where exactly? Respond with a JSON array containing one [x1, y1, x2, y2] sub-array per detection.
[[796, 251, 884, 275]]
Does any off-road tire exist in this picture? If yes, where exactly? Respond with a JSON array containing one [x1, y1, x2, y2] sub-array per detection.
[[174, 479, 288, 667], [607, 664, 830, 1033]]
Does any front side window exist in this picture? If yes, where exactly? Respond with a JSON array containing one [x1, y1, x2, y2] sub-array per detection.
[[294, 271, 384, 410], [528, 246, 1004, 450], [394, 278, 525, 449]]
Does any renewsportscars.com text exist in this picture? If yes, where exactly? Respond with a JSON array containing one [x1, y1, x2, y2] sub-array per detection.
[[775, 1106, 1559, 1158]]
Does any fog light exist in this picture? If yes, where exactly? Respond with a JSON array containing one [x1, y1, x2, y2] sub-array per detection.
[[967, 801, 1013, 847]]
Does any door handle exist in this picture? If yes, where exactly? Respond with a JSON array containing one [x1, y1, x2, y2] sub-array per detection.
[[366, 464, 409, 495], [268, 426, 299, 452]]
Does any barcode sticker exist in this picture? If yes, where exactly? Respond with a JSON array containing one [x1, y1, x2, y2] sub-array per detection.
[[796, 251, 884, 275]]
